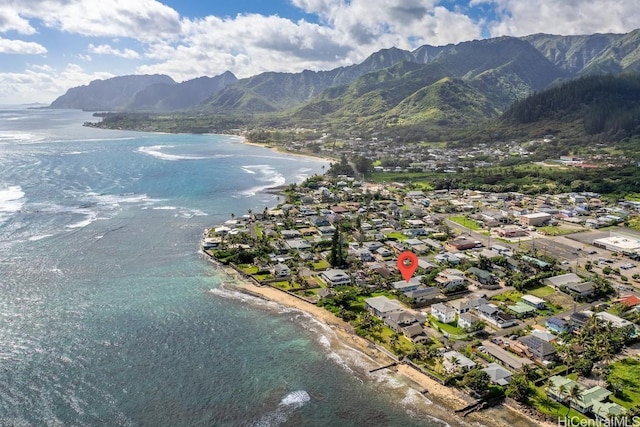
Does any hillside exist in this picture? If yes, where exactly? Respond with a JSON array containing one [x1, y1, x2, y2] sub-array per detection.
[[500, 73, 640, 139], [60, 29, 640, 138], [50, 72, 238, 112], [50, 74, 175, 110], [128, 71, 237, 111]]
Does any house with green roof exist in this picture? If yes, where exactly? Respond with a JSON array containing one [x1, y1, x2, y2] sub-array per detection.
[[546, 375, 626, 420], [506, 301, 537, 318]]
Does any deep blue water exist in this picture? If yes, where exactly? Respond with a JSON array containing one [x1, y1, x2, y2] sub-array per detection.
[[0, 108, 449, 426]]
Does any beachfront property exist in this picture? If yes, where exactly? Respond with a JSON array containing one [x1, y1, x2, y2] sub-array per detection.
[[546, 376, 626, 421], [364, 296, 404, 318], [202, 172, 640, 424], [442, 350, 476, 373], [482, 363, 513, 386], [321, 269, 351, 286]]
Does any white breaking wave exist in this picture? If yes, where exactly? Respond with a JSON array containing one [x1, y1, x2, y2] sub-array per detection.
[[279, 390, 310, 407], [0, 185, 25, 224], [252, 390, 311, 427], [238, 165, 286, 196], [137, 145, 232, 161]]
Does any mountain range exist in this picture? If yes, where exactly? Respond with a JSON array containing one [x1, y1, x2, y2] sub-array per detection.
[[50, 29, 640, 132]]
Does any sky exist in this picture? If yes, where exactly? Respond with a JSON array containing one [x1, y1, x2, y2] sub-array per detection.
[[1, 0, 639, 104]]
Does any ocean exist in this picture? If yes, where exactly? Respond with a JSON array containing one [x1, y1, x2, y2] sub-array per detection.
[[0, 108, 453, 426]]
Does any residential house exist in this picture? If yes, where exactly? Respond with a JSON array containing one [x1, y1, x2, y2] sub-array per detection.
[[457, 311, 480, 330], [547, 376, 626, 418], [435, 269, 466, 293], [521, 294, 546, 309], [518, 335, 556, 362], [391, 276, 422, 293], [482, 363, 513, 386], [284, 238, 312, 250], [544, 272, 583, 289], [402, 323, 429, 343], [520, 212, 552, 226], [449, 236, 478, 250], [596, 311, 635, 330], [545, 317, 572, 334], [321, 269, 351, 287], [365, 296, 404, 318], [531, 329, 557, 343], [384, 310, 418, 332], [442, 350, 476, 373], [449, 299, 471, 315], [272, 263, 291, 278], [466, 267, 497, 287], [404, 287, 441, 305], [569, 311, 591, 328], [434, 252, 461, 264], [564, 281, 596, 299], [431, 302, 456, 324], [476, 303, 518, 328]]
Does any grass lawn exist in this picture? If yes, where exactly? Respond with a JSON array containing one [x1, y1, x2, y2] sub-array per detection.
[[538, 225, 582, 236], [530, 387, 589, 422], [449, 215, 482, 231], [252, 273, 273, 282], [528, 285, 556, 298], [384, 231, 407, 241], [429, 316, 465, 336], [608, 358, 640, 409], [491, 289, 523, 303], [271, 280, 293, 291], [312, 259, 331, 270], [238, 264, 259, 275], [379, 326, 414, 354]]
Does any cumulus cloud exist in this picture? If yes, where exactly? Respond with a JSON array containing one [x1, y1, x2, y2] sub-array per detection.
[[0, 5, 36, 34], [2, 0, 182, 40], [471, 0, 640, 37], [0, 63, 114, 104], [88, 43, 139, 59], [0, 38, 47, 54], [2, 0, 640, 104]]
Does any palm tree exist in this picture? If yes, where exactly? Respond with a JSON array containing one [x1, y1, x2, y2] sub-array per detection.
[[541, 394, 555, 415], [568, 384, 583, 413], [519, 364, 537, 381], [557, 384, 568, 405]]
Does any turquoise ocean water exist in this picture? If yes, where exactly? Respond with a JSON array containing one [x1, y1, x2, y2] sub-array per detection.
[[0, 108, 453, 426]]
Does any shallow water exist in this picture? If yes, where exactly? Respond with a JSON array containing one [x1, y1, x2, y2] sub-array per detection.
[[0, 108, 450, 426]]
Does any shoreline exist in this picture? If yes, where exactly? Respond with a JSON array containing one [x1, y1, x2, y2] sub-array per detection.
[[211, 257, 555, 427], [237, 136, 337, 164]]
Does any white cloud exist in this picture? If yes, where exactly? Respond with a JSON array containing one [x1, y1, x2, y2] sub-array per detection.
[[0, 5, 36, 34], [471, 0, 640, 37], [88, 43, 139, 59], [3, 0, 182, 40], [0, 38, 47, 55], [0, 63, 114, 104], [2, 0, 640, 104]]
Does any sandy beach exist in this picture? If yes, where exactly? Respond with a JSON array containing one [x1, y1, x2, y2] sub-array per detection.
[[215, 262, 555, 427], [237, 135, 337, 164]]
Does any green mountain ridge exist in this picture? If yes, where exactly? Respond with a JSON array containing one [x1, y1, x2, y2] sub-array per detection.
[[51, 30, 640, 138]]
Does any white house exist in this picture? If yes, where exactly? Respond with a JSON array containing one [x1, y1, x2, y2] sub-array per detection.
[[431, 302, 456, 324], [521, 294, 546, 309], [321, 269, 351, 286]]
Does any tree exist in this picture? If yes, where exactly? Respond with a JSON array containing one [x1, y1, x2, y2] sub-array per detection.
[[567, 384, 583, 411], [506, 372, 532, 403], [462, 369, 491, 394], [328, 228, 345, 267]]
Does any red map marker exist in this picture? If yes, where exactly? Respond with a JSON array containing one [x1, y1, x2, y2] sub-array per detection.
[[397, 251, 418, 282]]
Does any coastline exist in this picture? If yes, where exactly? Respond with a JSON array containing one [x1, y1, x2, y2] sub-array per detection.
[[212, 259, 556, 427], [237, 135, 337, 164]]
